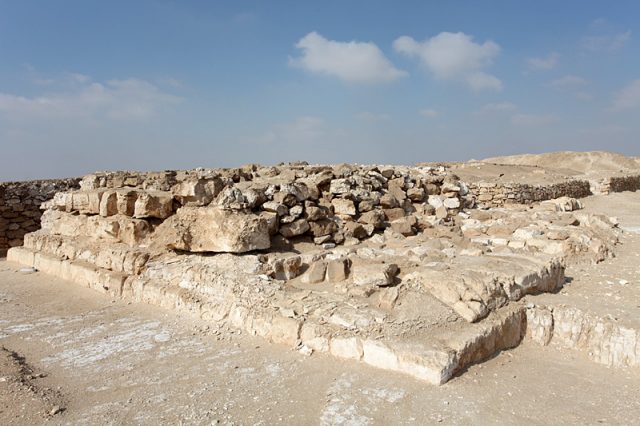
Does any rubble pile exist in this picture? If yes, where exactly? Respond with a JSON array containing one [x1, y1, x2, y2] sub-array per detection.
[[6, 161, 629, 384]]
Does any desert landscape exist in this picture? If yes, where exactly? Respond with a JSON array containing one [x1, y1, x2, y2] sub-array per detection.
[[1, 151, 639, 424]]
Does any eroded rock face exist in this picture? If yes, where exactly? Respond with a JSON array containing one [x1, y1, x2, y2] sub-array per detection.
[[157, 206, 271, 253]]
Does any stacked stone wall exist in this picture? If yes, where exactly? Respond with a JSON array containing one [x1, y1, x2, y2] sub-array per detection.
[[0, 178, 81, 255], [468, 180, 592, 208]]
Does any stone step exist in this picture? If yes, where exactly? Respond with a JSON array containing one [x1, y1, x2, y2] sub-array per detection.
[[7, 245, 529, 385], [526, 304, 639, 368], [24, 231, 150, 275]]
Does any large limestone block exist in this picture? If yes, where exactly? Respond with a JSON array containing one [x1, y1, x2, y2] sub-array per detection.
[[99, 190, 118, 217], [158, 207, 271, 253], [86, 215, 150, 246], [134, 191, 174, 219], [171, 177, 224, 206], [6, 246, 35, 267], [40, 210, 88, 237], [116, 190, 138, 216], [352, 263, 399, 286]]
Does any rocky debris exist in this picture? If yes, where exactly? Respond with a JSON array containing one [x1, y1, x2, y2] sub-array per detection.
[[540, 196, 583, 212]]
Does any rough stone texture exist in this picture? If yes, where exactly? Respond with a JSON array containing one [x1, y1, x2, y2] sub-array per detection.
[[157, 207, 271, 253], [0, 178, 80, 255], [468, 180, 592, 208], [526, 305, 638, 368]]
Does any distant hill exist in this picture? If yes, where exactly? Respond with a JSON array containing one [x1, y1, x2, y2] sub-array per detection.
[[482, 151, 640, 174]]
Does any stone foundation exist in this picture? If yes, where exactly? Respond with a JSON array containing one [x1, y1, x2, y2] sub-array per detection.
[[468, 180, 592, 208], [0, 178, 80, 255]]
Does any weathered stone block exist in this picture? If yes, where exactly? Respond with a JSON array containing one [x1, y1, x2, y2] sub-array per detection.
[[158, 207, 271, 253]]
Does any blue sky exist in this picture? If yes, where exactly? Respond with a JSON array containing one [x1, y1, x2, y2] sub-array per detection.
[[1, 1, 639, 180]]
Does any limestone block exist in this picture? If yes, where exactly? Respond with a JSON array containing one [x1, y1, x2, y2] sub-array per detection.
[[116, 190, 138, 216], [383, 208, 405, 222], [379, 194, 399, 209], [390, 216, 416, 236], [158, 206, 271, 253], [540, 196, 583, 212], [271, 256, 303, 280], [308, 219, 338, 237], [171, 177, 224, 206], [99, 190, 118, 217], [326, 259, 348, 282], [407, 187, 425, 202], [329, 337, 363, 360], [363, 340, 399, 371], [343, 222, 367, 239], [332, 198, 356, 216], [262, 201, 288, 216], [352, 263, 398, 286], [40, 210, 87, 237], [279, 219, 310, 238], [526, 306, 554, 345], [304, 205, 328, 221], [358, 210, 385, 230], [301, 261, 327, 284], [330, 178, 352, 194], [269, 316, 302, 347], [443, 197, 461, 209], [259, 211, 279, 236], [376, 287, 399, 310], [133, 191, 174, 219], [87, 216, 120, 242], [71, 191, 90, 213], [300, 323, 329, 353], [6, 246, 35, 267]]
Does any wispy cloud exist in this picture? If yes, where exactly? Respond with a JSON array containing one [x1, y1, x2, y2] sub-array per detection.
[[393, 32, 502, 91], [256, 116, 327, 146], [511, 113, 558, 126], [611, 79, 640, 111], [419, 108, 439, 118], [582, 30, 631, 52], [526, 52, 560, 71], [356, 111, 391, 122], [550, 75, 588, 89], [475, 102, 517, 114], [0, 75, 182, 123], [289, 32, 406, 84]]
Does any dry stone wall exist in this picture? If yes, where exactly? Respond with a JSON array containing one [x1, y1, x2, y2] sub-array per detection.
[[468, 180, 592, 208], [0, 178, 80, 255], [591, 174, 640, 195]]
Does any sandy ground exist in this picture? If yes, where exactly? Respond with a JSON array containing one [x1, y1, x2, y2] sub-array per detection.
[[0, 259, 639, 425]]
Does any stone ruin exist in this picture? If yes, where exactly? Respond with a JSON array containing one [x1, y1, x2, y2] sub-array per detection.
[[5, 159, 638, 384]]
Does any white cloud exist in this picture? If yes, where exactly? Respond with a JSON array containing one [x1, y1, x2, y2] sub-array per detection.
[[393, 32, 502, 91], [419, 109, 439, 118], [476, 102, 517, 114], [356, 111, 391, 122], [0, 76, 181, 123], [550, 75, 588, 89], [511, 113, 558, 126], [582, 30, 631, 52], [611, 79, 640, 111], [526, 52, 559, 70], [289, 32, 406, 84], [257, 116, 327, 146]]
